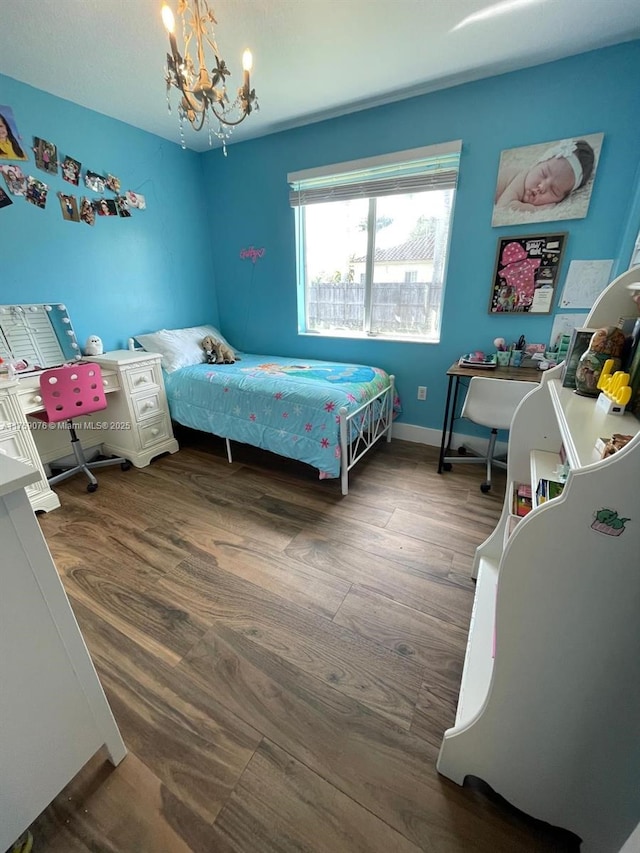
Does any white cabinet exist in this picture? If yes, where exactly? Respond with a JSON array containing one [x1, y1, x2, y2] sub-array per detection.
[[437, 267, 640, 852], [0, 457, 126, 850]]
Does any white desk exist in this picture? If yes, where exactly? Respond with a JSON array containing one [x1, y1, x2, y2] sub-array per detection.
[[0, 350, 178, 512]]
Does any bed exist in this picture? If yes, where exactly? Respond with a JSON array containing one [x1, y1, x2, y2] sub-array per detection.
[[132, 325, 400, 495]]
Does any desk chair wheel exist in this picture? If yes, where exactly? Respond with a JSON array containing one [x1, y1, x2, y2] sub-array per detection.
[[480, 482, 491, 493], [458, 446, 467, 455], [121, 460, 132, 471], [87, 482, 99, 493], [443, 462, 452, 472]]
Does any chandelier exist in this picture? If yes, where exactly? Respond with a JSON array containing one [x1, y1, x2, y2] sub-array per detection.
[[161, 0, 257, 150]]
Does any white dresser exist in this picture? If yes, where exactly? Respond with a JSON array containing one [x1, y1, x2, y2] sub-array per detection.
[[0, 350, 178, 512]]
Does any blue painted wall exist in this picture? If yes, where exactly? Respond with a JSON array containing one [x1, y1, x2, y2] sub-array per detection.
[[202, 41, 640, 432], [2, 42, 639, 433], [0, 73, 217, 352]]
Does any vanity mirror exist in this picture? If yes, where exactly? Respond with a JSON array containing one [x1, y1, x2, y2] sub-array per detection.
[[0, 304, 81, 372]]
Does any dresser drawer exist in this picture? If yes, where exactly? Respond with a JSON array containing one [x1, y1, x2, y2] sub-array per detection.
[[138, 415, 171, 449], [126, 364, 160, 395], [132, 390, 163, 422]]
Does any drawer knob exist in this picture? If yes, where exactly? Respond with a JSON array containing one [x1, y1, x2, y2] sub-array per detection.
[[151, 428, 160, 436], [103, 380, 109, 387], [137, 376, 149, 384], [33, 395, 42, 403], [143, 402, 154, 411]]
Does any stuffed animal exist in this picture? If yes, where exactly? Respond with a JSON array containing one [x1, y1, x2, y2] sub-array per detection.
[[201, 335, 237, 364], [84, 335, 103, 356]]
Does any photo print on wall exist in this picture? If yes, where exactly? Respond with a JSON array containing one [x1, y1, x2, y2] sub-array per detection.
[[116, 196, 131, 217], [25, 176, 49, 209], [0, 186, 13, 209], [105, 174, 121, 193], [80, 197, 95, 226], [33, 137, 58, 175], [0, 106, 28, 161], [0, 164, 27, 196], [94, 198, 118, 217], [85, 171, 106, 192], [62, 155, 81, 186], [125, 190, 146, 209], [492, 132, 604, 227], [58, 192, 80, 222]]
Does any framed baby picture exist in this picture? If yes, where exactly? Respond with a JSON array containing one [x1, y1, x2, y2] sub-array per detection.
[[492, 132, 604, 227], [561, 327, 598, 389], [488, 233, 567, 314]]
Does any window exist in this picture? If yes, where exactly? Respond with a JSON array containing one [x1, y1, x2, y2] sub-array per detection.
[[289, 141, 461, 342]]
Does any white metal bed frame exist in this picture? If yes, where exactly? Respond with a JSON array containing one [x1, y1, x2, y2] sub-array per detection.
[[223, 374, 396, 495]]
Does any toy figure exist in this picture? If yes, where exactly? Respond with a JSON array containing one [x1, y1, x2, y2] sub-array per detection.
[[84, 335, 103, 356], [574, 325, 626, 397], [201, 335, 237, 364]]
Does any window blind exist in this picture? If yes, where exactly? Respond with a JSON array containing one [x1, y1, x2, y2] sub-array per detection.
[[288, 140, 461, 207]]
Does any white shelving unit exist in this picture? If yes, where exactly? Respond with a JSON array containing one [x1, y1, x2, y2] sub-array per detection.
[[437, 267, 640, 852], [0, 456, 125, 850]]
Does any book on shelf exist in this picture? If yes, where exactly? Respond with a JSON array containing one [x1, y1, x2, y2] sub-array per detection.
[[514, 483, 533, 517], [536, 478, 565, 504]]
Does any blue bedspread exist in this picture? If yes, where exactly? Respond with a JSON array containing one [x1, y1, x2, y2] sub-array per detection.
[[164, 354, 400, 478]]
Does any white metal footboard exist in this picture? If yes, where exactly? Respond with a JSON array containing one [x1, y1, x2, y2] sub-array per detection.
[[339, 374, 395, 496]]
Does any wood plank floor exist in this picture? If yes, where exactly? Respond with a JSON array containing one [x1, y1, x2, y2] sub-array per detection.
[[29, 428, 581, 852]]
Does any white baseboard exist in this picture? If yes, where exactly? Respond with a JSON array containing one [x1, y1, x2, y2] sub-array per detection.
[[391, 422, 508, 456]]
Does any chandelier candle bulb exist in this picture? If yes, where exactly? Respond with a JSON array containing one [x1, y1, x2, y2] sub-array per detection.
[[161, 5, 175, 33], [161, 5, 179, 58], [242, 49, 252, 92]]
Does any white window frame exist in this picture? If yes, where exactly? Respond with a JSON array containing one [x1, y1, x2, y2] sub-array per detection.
[[289, 141, 461, 343]]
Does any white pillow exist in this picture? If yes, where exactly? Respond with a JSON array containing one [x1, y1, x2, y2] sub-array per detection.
[[135, 324, 233, 372]]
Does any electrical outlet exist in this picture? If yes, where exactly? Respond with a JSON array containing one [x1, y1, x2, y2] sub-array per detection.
[[417, 385, 427, 400]]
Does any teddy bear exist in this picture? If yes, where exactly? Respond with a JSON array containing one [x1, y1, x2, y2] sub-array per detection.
[[201, 335, 237, 364]]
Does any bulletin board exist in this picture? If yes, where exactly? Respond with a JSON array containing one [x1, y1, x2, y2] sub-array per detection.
[[488, 233, 567, 314]]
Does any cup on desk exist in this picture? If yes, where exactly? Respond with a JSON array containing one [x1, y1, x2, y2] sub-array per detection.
[[496, 351, 511, 367], [510, 350, 523, 367]]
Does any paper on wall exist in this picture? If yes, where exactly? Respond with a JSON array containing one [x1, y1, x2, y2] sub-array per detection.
[[559, 259, 613, 309], [549, 312, 590, 348]]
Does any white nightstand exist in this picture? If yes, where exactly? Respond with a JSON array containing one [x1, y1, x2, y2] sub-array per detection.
[[88, 350, 179, 468]]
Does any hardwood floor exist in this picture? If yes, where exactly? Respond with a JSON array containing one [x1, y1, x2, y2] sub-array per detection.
[[29, 430, 580, 852]]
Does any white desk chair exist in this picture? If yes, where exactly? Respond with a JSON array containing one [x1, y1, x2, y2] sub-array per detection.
[[444, 376, 534, 493]]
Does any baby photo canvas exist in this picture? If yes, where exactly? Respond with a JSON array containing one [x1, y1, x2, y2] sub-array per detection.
[[492, 132, 604, 227]]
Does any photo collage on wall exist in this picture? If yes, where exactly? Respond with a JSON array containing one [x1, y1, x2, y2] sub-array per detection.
[[0, 103, 147, 225]]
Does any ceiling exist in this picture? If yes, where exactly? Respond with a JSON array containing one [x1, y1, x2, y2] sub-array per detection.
[[1, 0, 638, 153]]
